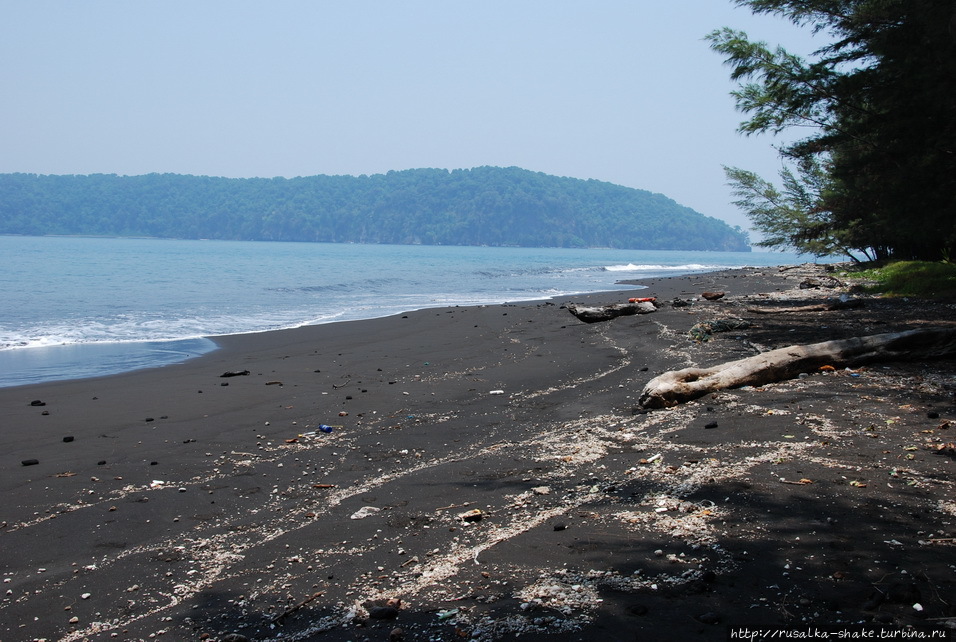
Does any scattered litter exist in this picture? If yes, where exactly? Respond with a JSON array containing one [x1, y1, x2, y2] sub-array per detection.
[[458, 509, 485, 523], [490, 390, 505, 395], [688, 318, 750, 342], [350, 506, 381, 520]]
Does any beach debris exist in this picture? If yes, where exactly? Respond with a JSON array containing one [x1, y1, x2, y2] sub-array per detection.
[[265, 380, 283, 386], [688, 318, 750, 342], [271, 591, 323, 624], [21, 459, 39, 466], [369, 604, 400, 620], [628, 297, 656, 303], [219, 370, 250, 377], [799, 276, 844, 289], [780, 478, 814, 485], [30, 399, 46, 406], [350, 505, 381, 520], [458, 508, 485, 523], [62, 436, 74, 442], [748, 296, 864, 314], [566, 299, 657, 323], [490, 389, 505, 395], [639, 327, 956, 408], [701, 291, 725, 301]]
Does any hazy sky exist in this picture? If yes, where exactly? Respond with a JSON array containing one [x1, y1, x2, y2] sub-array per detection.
[[1, 1, 823, 234]]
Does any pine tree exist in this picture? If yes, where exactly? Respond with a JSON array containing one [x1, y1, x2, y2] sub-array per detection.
[[710, 0, 956, 260]]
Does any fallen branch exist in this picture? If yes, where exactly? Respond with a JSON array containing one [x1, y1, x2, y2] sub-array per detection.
[[272, 591, 324, 624], [639, 328, 956, 409], [567, 300, 656, 323], [747, 298, 864, 314]]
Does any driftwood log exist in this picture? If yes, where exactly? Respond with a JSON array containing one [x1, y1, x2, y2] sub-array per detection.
[[639, 328, 956, 409], [567, 300, 656, 323], [747, 298, 864, 314]]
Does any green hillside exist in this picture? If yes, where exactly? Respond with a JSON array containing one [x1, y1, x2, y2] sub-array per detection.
[[0, 166, 749, 251]]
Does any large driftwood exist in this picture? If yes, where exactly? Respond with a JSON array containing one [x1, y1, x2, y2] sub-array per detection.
[[638, 328, 956, 409], [747, 298, 864, 314], [567, 300, 656, 323]]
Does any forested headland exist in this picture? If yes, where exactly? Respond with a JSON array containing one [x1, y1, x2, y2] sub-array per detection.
[[0, 167, 749, 251]]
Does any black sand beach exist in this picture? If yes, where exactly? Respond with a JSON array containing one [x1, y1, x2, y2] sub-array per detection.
[[1, 265, 954, 641]]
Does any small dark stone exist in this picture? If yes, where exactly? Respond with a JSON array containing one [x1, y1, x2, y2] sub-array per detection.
[[221, 382, 229, 386], [553, 522, 567, 531], [150, 461, 158, 466], [41, 411, 50, 415], [368, 605, 399, 620], [701, 570, 717, 583], [696, 612, 721, 625], [927, 411, 940, 419], [346, 396, 353, 400], [886, 582, 921, 604], [145, 417, 155, 422], [862, 595, 884, 611], [63, 436, 74, 443], [21, 459, 39, 466], [639, 367, 649, 372], [97, 460, 107, 465], [220, 370, 250, 378], [30, 400, 46, 407], [704, 422, 719, 429], [390, 627, 405, 642], [160, 415, 168, 419], [627, 604, 648, 616]]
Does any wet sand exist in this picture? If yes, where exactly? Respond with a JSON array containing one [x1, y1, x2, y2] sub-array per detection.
[[1, 265, 954, 641]]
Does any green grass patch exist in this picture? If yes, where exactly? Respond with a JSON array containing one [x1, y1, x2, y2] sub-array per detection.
[[841, 261, 956, 298]]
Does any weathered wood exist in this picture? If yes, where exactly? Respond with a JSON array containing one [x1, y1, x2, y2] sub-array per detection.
[[567, 300, 656, 323], [638, 328, 956, 409], [747, 298, 864, 314]]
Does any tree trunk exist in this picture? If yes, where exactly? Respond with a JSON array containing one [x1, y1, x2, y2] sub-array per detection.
[[638, 328, 956, 409]]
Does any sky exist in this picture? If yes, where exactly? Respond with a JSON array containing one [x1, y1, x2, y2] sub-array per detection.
[[1, 1, 825, 236]]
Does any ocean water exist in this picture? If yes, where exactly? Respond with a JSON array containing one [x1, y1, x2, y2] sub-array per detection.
[[0, 236, 806, 387]]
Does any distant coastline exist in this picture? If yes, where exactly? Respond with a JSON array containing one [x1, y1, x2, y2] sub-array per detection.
[[0, 167, 750, 251]]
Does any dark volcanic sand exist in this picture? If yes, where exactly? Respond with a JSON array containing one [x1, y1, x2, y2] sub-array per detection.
[[1, 266, 954, 642]]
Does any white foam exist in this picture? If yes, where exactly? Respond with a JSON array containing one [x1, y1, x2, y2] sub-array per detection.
[[603, 263, 721, 272]]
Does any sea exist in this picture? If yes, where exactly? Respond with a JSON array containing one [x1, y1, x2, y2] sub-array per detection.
[[0, 235, 810, 388]]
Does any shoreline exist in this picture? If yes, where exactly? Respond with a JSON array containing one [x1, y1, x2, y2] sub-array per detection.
[[0, 282, 655, 390], [2, 265, 954, 641]]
